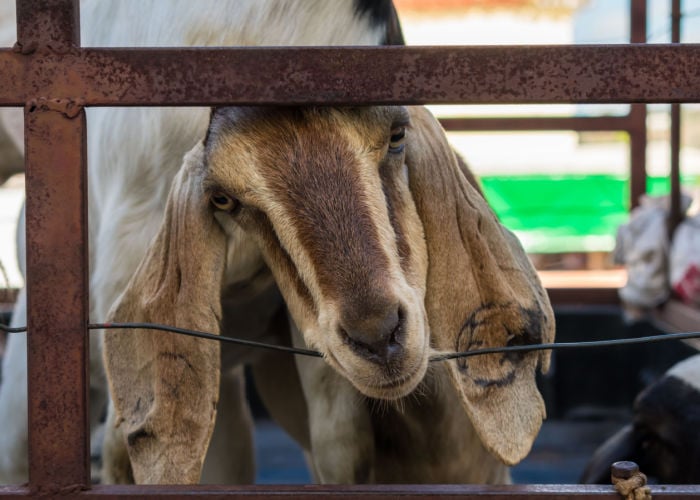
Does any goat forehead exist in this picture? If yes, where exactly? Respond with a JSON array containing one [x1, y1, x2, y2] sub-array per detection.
[[207, 107, 407, 302], [209, 106, 402, 148], [207, 107, 400, 185]]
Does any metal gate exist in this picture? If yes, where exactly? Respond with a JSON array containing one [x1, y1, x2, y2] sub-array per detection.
[[0, 0, 697, 497]]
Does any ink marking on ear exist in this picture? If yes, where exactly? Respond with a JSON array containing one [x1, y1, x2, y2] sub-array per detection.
[[158, 351, 197, 373], [455, 302, 509, 373], [127, 428, 154, 447], [473, 370, 516, 388], [511, 307, 545, 347], [454, 303, 545, 386]]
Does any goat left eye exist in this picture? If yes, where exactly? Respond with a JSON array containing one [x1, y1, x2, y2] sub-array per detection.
[[389, 126, 406, 154], [210, 191, 238, 212]]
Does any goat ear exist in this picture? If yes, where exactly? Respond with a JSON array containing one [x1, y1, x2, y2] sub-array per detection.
[[405, 107, 555, 466], [103, 142, 225, 484]]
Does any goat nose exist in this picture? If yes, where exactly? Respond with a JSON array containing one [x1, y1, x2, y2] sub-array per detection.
[[339, 305, 404, 364]]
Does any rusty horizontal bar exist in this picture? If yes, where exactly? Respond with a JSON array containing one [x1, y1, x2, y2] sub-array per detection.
[[440, 115, 636, 132], [2, 45, 700, 106], [0, 483, 697, 498]]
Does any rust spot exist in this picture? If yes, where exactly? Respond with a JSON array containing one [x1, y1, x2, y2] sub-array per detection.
[[12, 40, 37, 55], [26, 98, 85, 119]]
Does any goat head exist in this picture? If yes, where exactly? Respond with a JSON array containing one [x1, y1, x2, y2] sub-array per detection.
[[104, 105, 555, 482]]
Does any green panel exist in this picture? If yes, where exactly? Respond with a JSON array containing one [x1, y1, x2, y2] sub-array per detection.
[[480, 174, 699, 254]]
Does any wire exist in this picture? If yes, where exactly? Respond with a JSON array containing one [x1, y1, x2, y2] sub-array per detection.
[[0, 321, 325, 357], [96, 322, 323, 358], [0, 324, 25, 334], [2, 321, 699, 362], [429, 331, 700, 361]]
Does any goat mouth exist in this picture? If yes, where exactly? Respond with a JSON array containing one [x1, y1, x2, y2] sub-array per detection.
[[326, 338, 429, 399], [362, 364, 425, 399], [329, 352, 427, 399], [373, 370, 420, 390]]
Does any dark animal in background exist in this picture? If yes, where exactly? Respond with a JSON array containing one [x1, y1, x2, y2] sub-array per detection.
[[581, 353, 700, 484]]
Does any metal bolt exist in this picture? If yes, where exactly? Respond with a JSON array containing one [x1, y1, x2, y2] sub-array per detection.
[[611, 460, 640, 480]]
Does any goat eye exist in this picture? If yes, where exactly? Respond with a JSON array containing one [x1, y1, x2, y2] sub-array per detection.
[[389, 126, 406, 154], [210, 191, 238, 212]]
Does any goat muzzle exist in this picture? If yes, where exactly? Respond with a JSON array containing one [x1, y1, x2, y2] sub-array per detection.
[[339, 303, 405, 365]]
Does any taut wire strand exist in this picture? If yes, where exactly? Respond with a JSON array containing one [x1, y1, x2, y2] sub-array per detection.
[[95, 322, 324, 358], [1, 321, 699, 361]]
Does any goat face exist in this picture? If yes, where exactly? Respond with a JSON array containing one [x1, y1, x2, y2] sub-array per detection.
[[205, 106, 429, 399]]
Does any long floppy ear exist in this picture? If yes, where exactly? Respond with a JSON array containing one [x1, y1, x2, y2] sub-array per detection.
[[406, 106, 555, 465], [103, 142, 225, 484]]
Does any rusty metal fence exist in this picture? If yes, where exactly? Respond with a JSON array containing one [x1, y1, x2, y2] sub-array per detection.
[[0, 0, 699, 497]]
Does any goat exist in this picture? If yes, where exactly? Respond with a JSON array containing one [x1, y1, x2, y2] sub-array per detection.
[[0, 2, 22, 186], [0, 126, 22, 186], [581, 353, 700, 484], [103, 103, 555, 484], [0, 0, 405, 485]]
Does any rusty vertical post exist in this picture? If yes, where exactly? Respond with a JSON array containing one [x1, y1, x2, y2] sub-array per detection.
[[629, 0, 647, 209], [24, 105, 90, 491], [669, 0, 683, 235], [15, 0, 80, 52], [17, 0, 90, 491]]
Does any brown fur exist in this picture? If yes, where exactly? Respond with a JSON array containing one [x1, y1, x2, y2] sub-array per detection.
[[406, 107, 554, 463], [103, 147, 224, 484], [103, 105, 554, 484]]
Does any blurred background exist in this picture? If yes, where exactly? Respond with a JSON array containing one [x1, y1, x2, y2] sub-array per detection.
[[398, 0, 700, 269]]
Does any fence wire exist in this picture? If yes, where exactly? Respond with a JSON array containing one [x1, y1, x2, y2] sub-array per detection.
[[0, 319, 699, 361]]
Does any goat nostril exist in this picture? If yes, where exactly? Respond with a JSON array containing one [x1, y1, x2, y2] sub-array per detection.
[[339, 304, 405, 364], [392, 306, 405, 344]]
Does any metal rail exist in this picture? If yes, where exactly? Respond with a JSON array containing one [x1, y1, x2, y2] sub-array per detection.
[[5, 44, 700, 107], [0, 483, 698, 498], [0, 0, 696, 496]]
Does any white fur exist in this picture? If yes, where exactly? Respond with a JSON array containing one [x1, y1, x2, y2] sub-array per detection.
[[667, 353, 700, 392], [0, 0, 387, 484]]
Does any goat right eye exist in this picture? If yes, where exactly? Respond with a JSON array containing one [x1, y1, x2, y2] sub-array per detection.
[[388, 126, 406, 154], [210, 191, 239, 212]]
